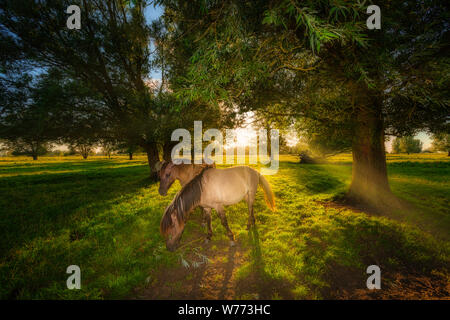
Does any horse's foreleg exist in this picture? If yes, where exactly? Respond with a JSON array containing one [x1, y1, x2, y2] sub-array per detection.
[[203, 208, 213, 242], [216, 206, 235, 245], [200, 206, 207, 228]]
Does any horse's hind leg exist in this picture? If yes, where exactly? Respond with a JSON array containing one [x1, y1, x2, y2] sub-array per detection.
[[203, 208, 213, 242], [246, 200, 255, 230], [216, 205, 235, 246], [246, 186, 257, 229]]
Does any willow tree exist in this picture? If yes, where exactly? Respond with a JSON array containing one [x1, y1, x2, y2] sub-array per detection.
[[159, 0, 449, 206]]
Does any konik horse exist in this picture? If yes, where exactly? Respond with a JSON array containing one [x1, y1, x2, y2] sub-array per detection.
[[160, 166, 275, 251]]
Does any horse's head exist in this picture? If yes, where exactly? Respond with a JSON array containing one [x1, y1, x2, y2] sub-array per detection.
[[158, 161, 177, 196], [160, 170, 204, 251], [160, 206, 185, 252]]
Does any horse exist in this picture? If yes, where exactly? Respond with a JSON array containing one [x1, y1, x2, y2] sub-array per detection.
[[157, 160, 215, 226], [157, 160, 214, 196], [160, 166, 275, 251]]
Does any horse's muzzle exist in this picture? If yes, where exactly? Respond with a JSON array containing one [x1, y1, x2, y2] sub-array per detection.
[[166, 238, 181, 252], [166, 243, 178, 252]]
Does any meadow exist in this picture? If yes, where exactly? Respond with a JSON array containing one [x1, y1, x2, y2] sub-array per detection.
[[0, 154, 449, 299]]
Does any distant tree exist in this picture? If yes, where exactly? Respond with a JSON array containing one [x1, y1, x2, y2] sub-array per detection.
[[392, 136, 423, 154], [99, 139, 117, 159], [117, 141, 141, 160], [431, 133, 450, 156], [8, 140, 51, 158], [63, 116, 101, 160], [392, 138, 401, 154], [0, 72, 65, 160], [400, 136, 423, 154]]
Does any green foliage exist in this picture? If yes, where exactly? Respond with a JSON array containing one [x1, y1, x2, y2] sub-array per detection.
[[392, 136, 423, 154], [158, 0, 449, 198], [432, 133, 450, 154], [0, 71, 70, 159]]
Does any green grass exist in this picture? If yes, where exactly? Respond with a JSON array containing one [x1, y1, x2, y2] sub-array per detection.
[[0, 154, 448, 299]]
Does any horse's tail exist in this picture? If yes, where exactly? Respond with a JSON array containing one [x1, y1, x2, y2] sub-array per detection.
[[258, 174, 276, 211]]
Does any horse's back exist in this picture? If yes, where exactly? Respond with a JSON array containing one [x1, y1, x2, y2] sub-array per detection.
[[201, 166, 258, 206]]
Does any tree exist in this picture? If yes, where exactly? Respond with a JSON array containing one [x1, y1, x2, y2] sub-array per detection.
[[100, 139, 117, 159], [392, 138, 401, 154], [159, 0, 449, 207], [62, 102, 104, 160], [392, 136, 423, 154], [0, 72, 65, 160], [432, 133, 450, 156], [1, 0, 239, 178], [401, 136, 422, 154], [0, 0, 163, 178], [117, 141, 141, 160]]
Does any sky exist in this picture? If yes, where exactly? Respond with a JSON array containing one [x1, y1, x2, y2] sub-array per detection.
[[145, 3, 164, 80]]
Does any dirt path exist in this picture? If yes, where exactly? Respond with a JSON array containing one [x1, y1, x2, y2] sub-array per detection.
[[132, 215, 248, 299]]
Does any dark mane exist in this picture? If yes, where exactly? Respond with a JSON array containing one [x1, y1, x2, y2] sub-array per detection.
[[159, 161, 170, 174], [160, 167, 210, 235]]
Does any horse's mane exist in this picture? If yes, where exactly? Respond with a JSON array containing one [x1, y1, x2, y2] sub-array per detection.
[[159, 161, 170, 175], [160, 167, 210, 235]]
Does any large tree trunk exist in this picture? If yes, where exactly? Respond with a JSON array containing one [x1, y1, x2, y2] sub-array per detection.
[[144, 143, 160, 181], [347, 105, 392, 207]]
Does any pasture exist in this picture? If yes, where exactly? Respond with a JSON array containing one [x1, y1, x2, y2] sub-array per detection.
[[0, 154, 449, 299]]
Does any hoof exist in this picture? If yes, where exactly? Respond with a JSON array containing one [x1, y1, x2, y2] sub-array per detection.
[[229, 240, 236, 247]]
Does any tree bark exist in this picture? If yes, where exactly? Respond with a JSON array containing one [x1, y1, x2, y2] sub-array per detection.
[[162, 141, 177, 162], [347, 105, 391, 207], [32, 154, 38, 160], [128, 152, 133, 160], [144, 143, 160, 181]]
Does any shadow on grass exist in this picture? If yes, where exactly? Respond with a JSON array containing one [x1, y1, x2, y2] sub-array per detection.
[[235, 227, 295, 299], [0, 162, 155, 257], [0, 159, 147, 175], [292, 164, 346, 194]]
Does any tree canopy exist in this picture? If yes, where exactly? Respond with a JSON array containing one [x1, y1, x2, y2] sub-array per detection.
[[157, 0, 449, 206]]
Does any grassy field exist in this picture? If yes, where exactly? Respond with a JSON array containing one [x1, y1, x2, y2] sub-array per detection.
[[0, 154, 449, 299]]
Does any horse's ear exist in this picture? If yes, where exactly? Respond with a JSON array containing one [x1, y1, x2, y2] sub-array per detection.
[[154, 160, 166, 173]]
